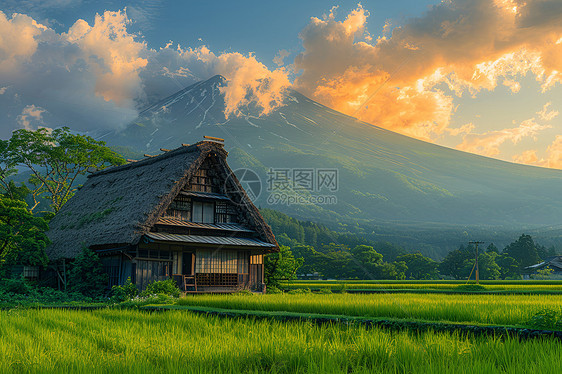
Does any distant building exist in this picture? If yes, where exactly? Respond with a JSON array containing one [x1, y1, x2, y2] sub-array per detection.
[[523, 256, 562, 279], [46, 138, 278, 293]]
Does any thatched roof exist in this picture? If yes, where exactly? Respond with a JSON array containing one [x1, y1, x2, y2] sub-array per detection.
[[46, 140, 279, 259], [525, 256, 562, 272]]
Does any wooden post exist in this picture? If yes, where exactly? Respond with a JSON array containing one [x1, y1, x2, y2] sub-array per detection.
[[469, 241, 484, 284], [475, 244, 479, 284]]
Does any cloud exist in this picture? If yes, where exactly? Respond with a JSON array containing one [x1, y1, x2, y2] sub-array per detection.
[[456, 118, 551, 157], [3, 0, 562, 166], [543, 135, 562, 169], [512, 150, 539, 165], [446, 122, 475, 136], [17, 105, 46, 130], [516, 135, 562, 169], [0, 10, 145, 137], [141, 43, 291, 118], [537, 102, 559, 121], [502, 78, 521, 93], [273, 49, 290, 66], [0, 9, 291, 138], [64, 10, 148, 106], [0, 12, 47, 73], [125, 0, 163, 31], [293, 1, 562, 140]]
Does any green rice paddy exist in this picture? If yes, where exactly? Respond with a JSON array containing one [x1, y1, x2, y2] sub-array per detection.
[[176, 292, 562, 327], [3, 283, 562, 373], [1, 308, 561, 373], [282, 280, 562, 292]]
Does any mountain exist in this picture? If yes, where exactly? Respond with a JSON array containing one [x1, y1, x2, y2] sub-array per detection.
[[104, 75, 562, 256]]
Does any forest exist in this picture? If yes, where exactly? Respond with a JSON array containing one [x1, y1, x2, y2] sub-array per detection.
[[0, 128, 559, 303], [262, 209, 559, 285]]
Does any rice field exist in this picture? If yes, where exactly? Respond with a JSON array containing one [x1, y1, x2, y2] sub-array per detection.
[[1, 308, 561, 373], [282, 280, 562, 292], [176, 293, 562, 327]]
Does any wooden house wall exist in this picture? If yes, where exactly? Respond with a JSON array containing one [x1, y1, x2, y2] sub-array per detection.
[[99, 246, 265, 292], [135, 260, 171, 291]]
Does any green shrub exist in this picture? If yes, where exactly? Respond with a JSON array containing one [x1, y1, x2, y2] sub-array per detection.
[[67, 247, 108, 298], [317, 287, 332, 294], [117, 294, 175, 308], [288, 287, 312, 295], [111, 277, 138, 302], [0, 277, 33, 295], [527, 308, 562, 330], [139, 279, 180, 298], [266, 285, 283, 294], [0, 285, 94, 307]]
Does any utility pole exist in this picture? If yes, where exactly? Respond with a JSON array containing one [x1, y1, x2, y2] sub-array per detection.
[[469, 241, 485, 284]]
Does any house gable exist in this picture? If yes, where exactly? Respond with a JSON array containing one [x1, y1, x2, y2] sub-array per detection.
[[149, 152, 278, 249], [46, 139, 277, 260]]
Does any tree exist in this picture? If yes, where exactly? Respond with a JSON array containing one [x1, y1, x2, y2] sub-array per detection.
[[495, 253, 520, 279], [264, 246, 303, 288], [2, 127, 125, 213], [391, 261, 408, 280], [460, 252, 500, 280], [486, 243, 499, 254], [503, 234, 541, 270], [396, 252, 438, 279], [371, 241, 406, 262], [67, 247, 108, 298], [0, 195, 49, 276], [291, 245, 324, 275], [351, 245, 383, 266], [536, 244, 557, 260], [320, 250, 354, 279], [439, 245, 474, 279], [0, 140, 17, 199], [533, 266, 554, 280], [373, 261, 406, 280]]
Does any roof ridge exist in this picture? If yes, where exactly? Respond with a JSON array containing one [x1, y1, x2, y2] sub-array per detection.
[[89, 140, 225, 178]]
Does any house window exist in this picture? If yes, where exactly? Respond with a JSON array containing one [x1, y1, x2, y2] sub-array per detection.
[[191, 167, 215, 192], [165, 196, 191, 220], [22, 266, 39, 281], [104, 265, 120, 287], [137, 247, 173, 260], [196, 250, 238, 273], [250, 254, 263, 265], [238, 252, 249, 274], [193, 201, 214, 223], [215, 201, 238, 223]]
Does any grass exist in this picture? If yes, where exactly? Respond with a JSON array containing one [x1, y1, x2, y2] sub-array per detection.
[[1, 308, 562, 373], [175, 293, 562, 327], [281, 280, 562, 292]]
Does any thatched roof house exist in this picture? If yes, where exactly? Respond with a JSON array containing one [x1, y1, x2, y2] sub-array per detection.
[[47, 138, 278, 292], [523, 256, 562, 279]]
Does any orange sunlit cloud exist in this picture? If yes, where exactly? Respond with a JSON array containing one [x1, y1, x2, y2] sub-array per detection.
[[457, 118, 551, 157], [0, 9, 291, 132], [515, 136, 562, 169], [293, 1, 562, 144], [4, 1, 562, 169]]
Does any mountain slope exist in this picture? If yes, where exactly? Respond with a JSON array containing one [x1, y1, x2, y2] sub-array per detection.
[[106, 75, 562, 233]]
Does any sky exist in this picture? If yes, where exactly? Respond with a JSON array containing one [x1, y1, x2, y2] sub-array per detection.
[[2, 0, 562, 169]]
